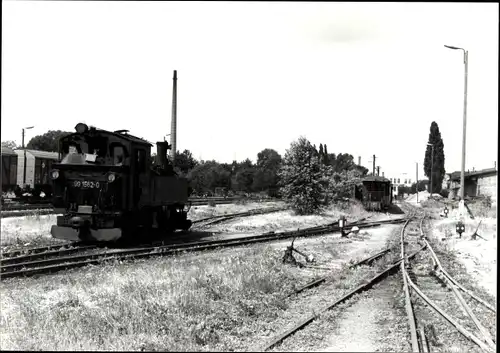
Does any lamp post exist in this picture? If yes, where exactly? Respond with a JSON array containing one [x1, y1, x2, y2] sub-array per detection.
[[427, 143, 435, 196], [444, 45, 468, 204], [22, 126, 34, 187]]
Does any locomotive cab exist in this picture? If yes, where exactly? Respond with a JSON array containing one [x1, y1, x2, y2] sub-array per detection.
[[50, 123, 192, 242]]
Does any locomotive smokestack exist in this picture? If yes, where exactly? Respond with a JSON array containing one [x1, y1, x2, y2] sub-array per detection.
[[170, 70, 177, 164]]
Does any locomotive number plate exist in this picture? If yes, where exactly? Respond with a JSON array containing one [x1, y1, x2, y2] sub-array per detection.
[[73, 180, 101, 189]]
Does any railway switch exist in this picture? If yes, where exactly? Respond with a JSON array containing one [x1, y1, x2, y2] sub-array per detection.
[[339, 216, 347, 237], [456, 221, 465, 238]]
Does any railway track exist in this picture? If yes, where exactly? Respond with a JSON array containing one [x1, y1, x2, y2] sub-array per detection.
[[401, 213, 496, 353], [0, 217, 408, 280], [0, 206, 288, 264], [0, 197, 281, 218], [256, 207, 496, 352]]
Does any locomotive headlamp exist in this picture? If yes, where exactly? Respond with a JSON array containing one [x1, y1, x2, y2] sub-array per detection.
[[50, 169, 60, 180], [456, 221, 465, 238], [444, 206, 449, 218], [75, 123, 89, 134], [107, 173, 116, 183]]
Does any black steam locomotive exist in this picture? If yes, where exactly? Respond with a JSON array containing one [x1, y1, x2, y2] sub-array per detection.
[[50, 123, 192, 242]]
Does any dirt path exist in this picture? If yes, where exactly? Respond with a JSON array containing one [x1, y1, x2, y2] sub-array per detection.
[[317, 277, 409, 352]]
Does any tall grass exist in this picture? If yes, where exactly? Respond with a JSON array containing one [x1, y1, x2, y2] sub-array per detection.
[[1, 246, 297, 351], [0, 213, 66, 248]]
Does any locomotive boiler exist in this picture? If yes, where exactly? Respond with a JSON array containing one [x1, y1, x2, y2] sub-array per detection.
[[50, 123, 192, 242]]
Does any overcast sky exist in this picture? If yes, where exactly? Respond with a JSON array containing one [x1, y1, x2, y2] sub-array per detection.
[[2, 1, 498, 178]]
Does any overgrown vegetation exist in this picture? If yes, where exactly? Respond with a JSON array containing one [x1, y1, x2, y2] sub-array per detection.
[[278, 136, 366, 215], [0, 246, 298, 351]]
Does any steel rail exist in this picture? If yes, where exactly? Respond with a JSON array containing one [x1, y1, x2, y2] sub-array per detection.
[[420, 219, 496, 350], [419, 326, 429, 353], [1, 197, 281, 212], [1, 218, 409, 279], [404, 272, 494, 353], [421, 216, 496, 313], [288, 247, 393, 297], [400, 218, 420, 353], [1, 242, 86, 259], [1, 207, 287, 263], [257, 244, 427, 352]]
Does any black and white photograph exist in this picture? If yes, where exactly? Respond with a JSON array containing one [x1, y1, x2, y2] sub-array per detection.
[[1, 1, 497, 351]]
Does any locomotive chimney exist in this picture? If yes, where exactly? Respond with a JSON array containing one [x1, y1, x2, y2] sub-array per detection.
[[156, 141, 170, 168], [170, 70, 177, 164]]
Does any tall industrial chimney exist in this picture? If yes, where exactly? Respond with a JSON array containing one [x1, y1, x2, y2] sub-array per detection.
[[358, 156, 361, 165], [170, 70, 177, 162]]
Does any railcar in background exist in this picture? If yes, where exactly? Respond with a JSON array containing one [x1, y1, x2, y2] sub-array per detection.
[[355, 176, 393, 211], [1, 146, 18, 192]]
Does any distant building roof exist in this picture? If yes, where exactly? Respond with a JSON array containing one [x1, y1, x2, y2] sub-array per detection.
[[1, 146, 16, 156], [448, 168, 497, 181], [14, 149, 59, 160], [363, 176, 391, 183]]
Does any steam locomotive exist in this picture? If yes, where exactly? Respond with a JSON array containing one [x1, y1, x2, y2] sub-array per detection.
[[50, 123, 192, 242]]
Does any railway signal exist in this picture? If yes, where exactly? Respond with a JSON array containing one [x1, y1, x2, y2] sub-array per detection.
[[456, 221, 465, 238]]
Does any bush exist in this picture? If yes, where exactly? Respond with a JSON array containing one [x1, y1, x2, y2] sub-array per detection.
[[439, 189, 449, 198]]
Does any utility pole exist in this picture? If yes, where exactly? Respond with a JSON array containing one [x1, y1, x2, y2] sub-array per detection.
[[416, 162, 418, 203], [372, 154, 376, 176], [377, 166, 380, 176], [170, 70, 177, 165], [445, 45, 468, 215], [22, 126, 34, 187]]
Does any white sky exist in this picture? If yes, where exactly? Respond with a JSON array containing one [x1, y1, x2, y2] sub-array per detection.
[[2, 2, 498, 179]]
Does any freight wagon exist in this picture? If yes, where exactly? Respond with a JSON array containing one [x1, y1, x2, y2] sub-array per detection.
[[1, 147, 58, 196], [1, 146, 18, 192]]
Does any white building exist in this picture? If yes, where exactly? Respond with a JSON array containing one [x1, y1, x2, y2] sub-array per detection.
[[387, 173, 414, 196]]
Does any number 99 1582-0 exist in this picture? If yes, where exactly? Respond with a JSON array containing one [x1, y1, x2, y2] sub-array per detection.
[[73, 180, 101, 189]]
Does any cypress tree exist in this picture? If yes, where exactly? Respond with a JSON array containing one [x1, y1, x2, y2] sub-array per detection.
[[319, 143, 324, 161], [424, 121, 446, 194], [324, 144, 329, 165]]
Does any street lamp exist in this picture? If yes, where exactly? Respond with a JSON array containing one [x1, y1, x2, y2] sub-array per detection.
[[22, 126, 34, 186], [427, 143, 435, 196], [444, 44, 468, 204]]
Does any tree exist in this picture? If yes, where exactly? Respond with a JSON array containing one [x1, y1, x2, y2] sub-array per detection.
[[174, 149, 198, 175], [332, 153, 356, 173], [323, 144, 329, 165], [26, 130, 72, 151], [278, 137, 329, 215], [410, 180, 427, 194], [252, 148, 282, 194], [319, 143, 324, 160], [424, 122, 446, 194], [1, 140, 18, 150], [233, 158, 255, 193], [189, 160, 231, 195]]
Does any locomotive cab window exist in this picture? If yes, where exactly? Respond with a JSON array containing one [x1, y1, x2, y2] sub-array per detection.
[[112, 145, 127, 166]]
